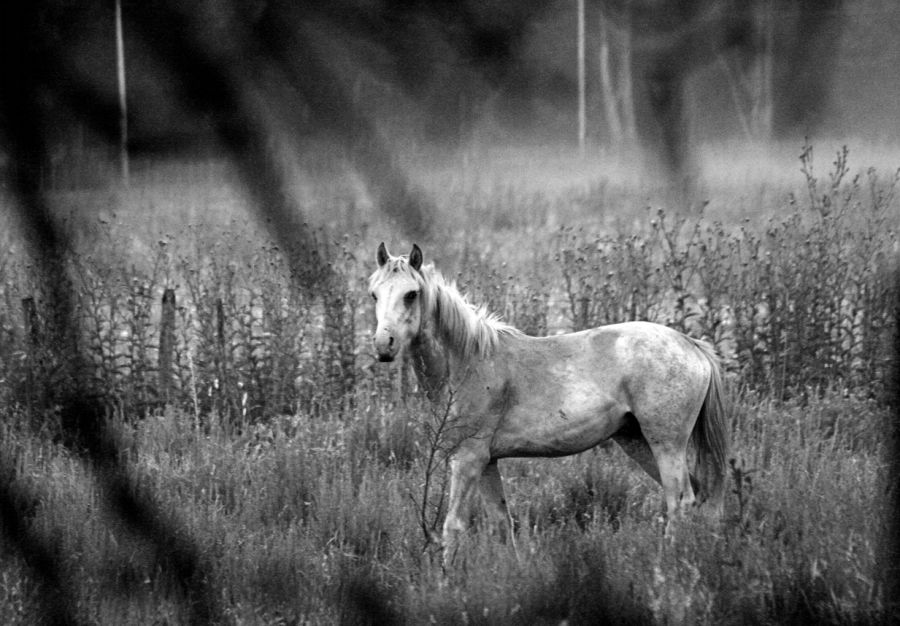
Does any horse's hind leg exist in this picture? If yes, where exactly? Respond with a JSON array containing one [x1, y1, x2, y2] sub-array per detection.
[[613, 432, 703, 497], [613, 432, 661, 483], [649, 442, 696, 521]]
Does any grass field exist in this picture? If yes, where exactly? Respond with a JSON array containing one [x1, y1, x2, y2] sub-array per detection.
[[0, 140, 897, 624]]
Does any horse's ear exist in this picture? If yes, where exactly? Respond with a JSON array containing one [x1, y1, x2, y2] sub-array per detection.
[[409, 243, 423, 271], [376, 242, 389, 267]]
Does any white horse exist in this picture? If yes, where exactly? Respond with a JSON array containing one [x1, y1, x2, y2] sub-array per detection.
[[369, 243, 728, 563]]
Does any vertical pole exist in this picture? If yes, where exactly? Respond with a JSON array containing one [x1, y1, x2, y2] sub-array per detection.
[[216, 298, 225, 355], [22, 297, 39, 347], [115, 0, 130, 185], [158, 288, 176, 404], [577, 0, 586, 156]]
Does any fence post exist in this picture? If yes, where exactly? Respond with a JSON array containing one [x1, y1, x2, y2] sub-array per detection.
[[215, 298, 225, 350], [22, 297, 39, 346], [158, 288, 176, 404], [579, 295, 589, 330]]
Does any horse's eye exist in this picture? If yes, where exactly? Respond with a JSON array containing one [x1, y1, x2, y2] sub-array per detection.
[[404, 290, 418, 303], [370, 293, 377, 302]]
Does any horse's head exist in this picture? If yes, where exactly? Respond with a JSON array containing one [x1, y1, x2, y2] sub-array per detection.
[[368, 242, 426, 362]]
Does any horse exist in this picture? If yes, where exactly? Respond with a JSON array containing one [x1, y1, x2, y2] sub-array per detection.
[[368, 242, 728, 563]]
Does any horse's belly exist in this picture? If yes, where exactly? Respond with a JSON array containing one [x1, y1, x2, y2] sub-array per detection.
[[490, 399, 627, 458]]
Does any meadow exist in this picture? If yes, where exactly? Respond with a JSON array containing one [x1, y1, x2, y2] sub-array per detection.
[[0, 140, 897, 624]]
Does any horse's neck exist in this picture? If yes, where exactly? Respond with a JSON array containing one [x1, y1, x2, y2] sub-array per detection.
[[409, 330, 449, 399]]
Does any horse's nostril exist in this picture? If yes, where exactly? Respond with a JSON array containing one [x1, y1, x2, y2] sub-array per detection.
[[388, 336, 394, 348]]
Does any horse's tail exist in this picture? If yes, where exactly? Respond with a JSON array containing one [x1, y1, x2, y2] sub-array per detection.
[[689, 338, 729, 517]]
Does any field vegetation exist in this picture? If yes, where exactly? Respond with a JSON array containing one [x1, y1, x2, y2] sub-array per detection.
[[0, 141, 897, 624]]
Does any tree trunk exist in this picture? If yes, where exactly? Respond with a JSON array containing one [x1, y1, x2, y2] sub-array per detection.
[[597, 9, 636, 150], [718, 0, 774, 141], [598, 14, 623, 146], [618, 18, 636, 143], [115, 0, 129, 185]]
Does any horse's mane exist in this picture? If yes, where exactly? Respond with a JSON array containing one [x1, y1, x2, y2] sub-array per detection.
[[370, 256, 520, 359], [420, 264, 521, 359]]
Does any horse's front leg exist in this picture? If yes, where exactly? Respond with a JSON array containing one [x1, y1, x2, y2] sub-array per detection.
[[480, 460, 513, 542], [442, 445, 489, 568], [479, 459, 519, 560]]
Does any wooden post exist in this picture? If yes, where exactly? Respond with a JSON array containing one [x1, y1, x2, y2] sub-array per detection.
[[22, 297, 39, 347], [158, 288, 176, 403], [216, 298, 225, 351], [579, 295, 590, 331]]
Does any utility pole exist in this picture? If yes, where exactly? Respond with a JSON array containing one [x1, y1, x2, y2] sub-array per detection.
[[115, 0, 130, 185], [577, 0, 586, 156]]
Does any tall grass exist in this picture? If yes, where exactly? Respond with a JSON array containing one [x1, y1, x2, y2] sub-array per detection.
[[0, 389, 888, 623], [0, 144, 897, 623]]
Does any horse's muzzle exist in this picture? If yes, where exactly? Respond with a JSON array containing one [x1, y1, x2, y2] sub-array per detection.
[[374, 328, 397, 362]]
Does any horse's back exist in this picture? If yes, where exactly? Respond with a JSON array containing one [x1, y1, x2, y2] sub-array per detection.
[[515, 320, 713, 425], [520, 321, 703, 367]]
